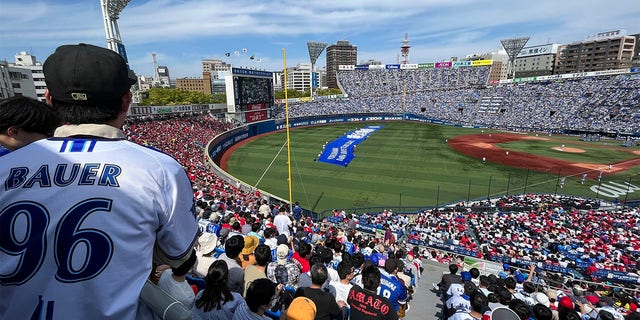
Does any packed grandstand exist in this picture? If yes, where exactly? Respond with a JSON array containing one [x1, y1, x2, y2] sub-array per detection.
[[123, 67, 640, 319]]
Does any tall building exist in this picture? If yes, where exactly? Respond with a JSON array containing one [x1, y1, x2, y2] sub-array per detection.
[[176, 72, 212, 95], [0, 60, 14, 99], [157, 66, 171, 88], [513, 44, 560, 77], [12, 51, 46, 101], [202, 59, 231, 79], [555, 30, 635, 74], [326, 40, 357, 89], [465, 49, 508, 83], [284, 63, 312, 91]]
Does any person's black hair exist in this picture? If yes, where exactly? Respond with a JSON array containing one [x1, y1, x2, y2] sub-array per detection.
[[361, 262, 381, 291], [309, 255, 323, 266], [337, 260, 353, 280], [50, 98, 122, 125], [523, 281, 535, 294], [224, 235, 244, 258], [479, 275, 490, 287], [254, 244, 272, 267], [508, 298, 530, 320], [232, 221, 241, 231], [171, 249, 197, 276], [449, 264, 459, 274], [310, 263, 328, 285], [487, 292, 499, 304], [332, 239, 343, 253], [496, 286, 512, 305], [0, 96, 60, 136], [251, 223, 261, 233], [195, 260, 234, 312], [264, 227, 275, 239], [470, 290, 488, 312], [464, 281, 478, 297], [319, 247, 333, 264], [298, 242, 311, 258], [504, 277, 516, 290], [532, 304, 553, 320], [470, 267, 480, 279], [351, 252, 365, 268], [246, 278, 275, 313]]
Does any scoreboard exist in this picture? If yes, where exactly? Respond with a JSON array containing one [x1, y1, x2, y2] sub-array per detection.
[[226, 68, 274, 123]]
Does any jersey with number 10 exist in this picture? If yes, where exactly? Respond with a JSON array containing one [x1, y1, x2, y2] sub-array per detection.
[[0, 137, 198, 319]]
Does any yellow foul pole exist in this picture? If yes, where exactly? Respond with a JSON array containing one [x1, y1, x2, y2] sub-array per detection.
[[283, 48, 293, 208]]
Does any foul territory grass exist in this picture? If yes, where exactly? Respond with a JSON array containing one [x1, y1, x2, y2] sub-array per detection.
[[225, 122, 640, 212]]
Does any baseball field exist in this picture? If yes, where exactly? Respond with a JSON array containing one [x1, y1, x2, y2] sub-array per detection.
[[221, 121, 640, 213]]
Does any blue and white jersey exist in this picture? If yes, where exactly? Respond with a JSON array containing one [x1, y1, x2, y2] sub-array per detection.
[[0, 136, 198, 319], [377, 269, 407, 312]]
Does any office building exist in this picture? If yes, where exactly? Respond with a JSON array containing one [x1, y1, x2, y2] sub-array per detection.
[[326, 40, 357, 89]]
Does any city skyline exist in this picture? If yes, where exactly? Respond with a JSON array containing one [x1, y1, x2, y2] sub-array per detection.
[[1, 0, 639, 78]]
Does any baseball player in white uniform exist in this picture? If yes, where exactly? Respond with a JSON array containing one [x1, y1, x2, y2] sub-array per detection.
[[0, 44, 198, 319]]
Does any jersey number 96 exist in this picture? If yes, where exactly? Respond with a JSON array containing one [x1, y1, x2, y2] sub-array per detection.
[[0, 199, 114, 285]]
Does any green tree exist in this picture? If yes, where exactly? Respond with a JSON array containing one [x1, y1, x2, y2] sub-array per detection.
[[139, 88, 224, 106]]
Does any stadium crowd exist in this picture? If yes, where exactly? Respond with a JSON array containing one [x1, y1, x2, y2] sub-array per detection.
[[120, 113, 640, 319], [274, 69, 640, 134]]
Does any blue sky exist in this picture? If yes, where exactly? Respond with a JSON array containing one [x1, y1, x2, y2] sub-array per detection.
[[1, 0, 639, 78]]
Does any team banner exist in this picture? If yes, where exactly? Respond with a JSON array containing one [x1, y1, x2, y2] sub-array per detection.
[[317, 126, 383, 167]]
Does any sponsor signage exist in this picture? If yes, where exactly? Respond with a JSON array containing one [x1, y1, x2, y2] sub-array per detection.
[[385, 64, 401, 69], [418, 62, 435, 69], [400, 64, 418, 69], [368, 64, 385, 70], [245, 110, 268, 123], [435, 61, 452, 68], [471, 59, 493, 66], [453, 61, 472, 68], [339, 65, 355, 70], [232, 68, 272, 78], [631, 67, 640, 73], [355, 64, 369, 70], [517, 44, 558, 58]]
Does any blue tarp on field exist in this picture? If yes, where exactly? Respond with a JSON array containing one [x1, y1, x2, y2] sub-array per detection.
[[317, 126, 383, 166]]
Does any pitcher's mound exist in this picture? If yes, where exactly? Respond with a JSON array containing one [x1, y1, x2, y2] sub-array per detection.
[[552, 147, 585, 153]]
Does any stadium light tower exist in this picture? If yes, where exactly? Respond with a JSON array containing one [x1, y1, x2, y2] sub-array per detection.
[[401, 33, 411, 64], [100, 0, 131, 62], [500, 37, 529, 79], [307, 41, 327, 99]]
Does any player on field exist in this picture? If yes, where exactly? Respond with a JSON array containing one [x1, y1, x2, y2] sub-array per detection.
[[0, 43, 198, 319]]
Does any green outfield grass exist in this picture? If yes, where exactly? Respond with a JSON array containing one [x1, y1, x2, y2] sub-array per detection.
[[496, 139, 638, 163], [225, 122, 640, 212]]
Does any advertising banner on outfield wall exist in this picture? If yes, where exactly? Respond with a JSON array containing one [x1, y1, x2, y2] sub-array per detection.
[[400, 64, 418, 69], [355, 65, 369, 70], [435, 61, 452, 68], [385, 64, 400, 69], [453, 61, 472, 68], [471, 59, 493, 66], [418, 63, 435, 69], [368, 64, 385, 70]]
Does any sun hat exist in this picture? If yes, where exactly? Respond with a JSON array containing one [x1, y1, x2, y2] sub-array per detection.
[[198, 233, 218, 255], [276, 244, 289, 265], [43, 43, 136, 105], [286, 297, 316, 320], [241, 236, 259, 256]]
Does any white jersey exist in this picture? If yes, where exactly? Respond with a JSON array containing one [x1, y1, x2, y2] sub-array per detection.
[[0, 135, 198, 319]]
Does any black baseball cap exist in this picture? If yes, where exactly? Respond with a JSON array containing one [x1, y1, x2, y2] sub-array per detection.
[[44, 43, 137, 105]]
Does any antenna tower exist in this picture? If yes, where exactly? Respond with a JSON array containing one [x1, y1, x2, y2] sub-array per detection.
[[401, 33, 411, 64]]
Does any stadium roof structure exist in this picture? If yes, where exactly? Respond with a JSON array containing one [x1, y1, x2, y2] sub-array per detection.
[[307, 41, 328, 66], [500, 37, 530, 79]]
